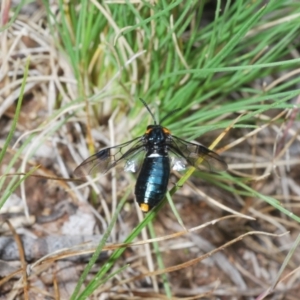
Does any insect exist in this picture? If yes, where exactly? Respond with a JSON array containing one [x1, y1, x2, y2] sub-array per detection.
[[74, 98, 227, 213]]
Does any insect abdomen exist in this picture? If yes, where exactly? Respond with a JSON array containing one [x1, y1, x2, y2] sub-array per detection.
[[135, 156, 170, 212]]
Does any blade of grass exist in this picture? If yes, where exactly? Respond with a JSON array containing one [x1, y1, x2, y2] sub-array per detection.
[[71, 188, 130, 299], [147, 220, 172, 298]]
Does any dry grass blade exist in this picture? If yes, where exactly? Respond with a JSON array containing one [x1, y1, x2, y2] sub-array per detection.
[[1, 0, 300, 298], [5, 221, 28, 300], [99, 231, 289, 294]]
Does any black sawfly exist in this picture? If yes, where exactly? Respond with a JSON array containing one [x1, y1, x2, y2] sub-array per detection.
[[74, 99, 227, 212]]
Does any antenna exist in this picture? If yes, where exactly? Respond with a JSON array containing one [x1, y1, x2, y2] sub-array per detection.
[[160, 108, 181, 124], [139, 98, 157, 125]]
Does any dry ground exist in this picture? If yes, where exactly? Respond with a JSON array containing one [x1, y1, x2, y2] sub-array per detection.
[[1, 2, 300, 300]]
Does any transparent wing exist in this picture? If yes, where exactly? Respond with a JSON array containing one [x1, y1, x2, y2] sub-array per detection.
[[74, 137, 146, 177], [123, 149, 146, 173], [167, 136, 227, 172]]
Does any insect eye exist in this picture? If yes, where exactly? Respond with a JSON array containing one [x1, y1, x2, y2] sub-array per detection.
[[146, 126, 153, 134], [163, 128, 171, 134]]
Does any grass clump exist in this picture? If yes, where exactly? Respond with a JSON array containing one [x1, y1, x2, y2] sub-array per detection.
[[1, 0, 300, 299]]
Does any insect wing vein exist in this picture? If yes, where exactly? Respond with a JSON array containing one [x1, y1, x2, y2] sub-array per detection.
[[74, 136, 145, 177], [168, 136, 227, 172]]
